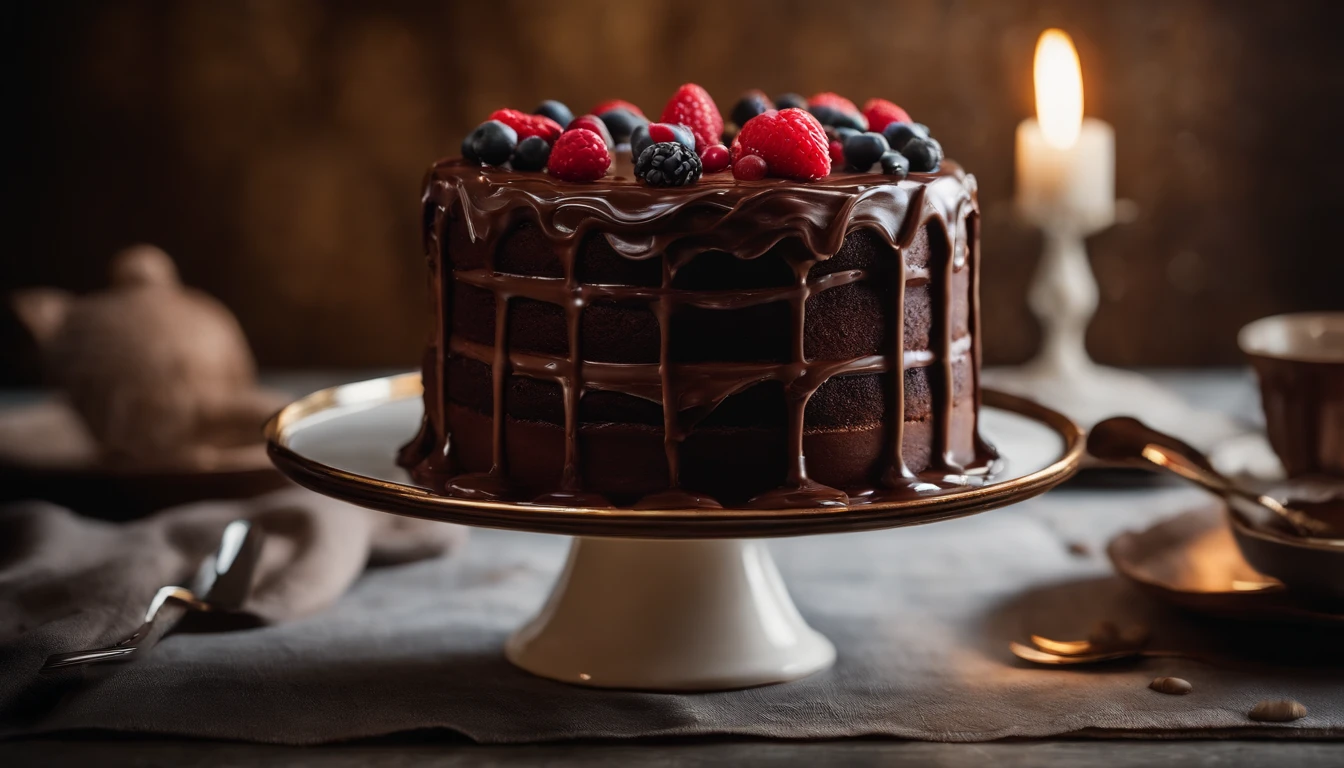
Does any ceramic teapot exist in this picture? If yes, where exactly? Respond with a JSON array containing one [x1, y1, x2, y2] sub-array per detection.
[[13, 245, 284, 468]]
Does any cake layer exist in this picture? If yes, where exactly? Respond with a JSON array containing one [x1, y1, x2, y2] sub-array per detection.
[[444, 399, 979, 507]]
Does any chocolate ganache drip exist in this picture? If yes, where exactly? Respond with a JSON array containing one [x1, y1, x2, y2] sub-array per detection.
[[399, 152, 997, 509]]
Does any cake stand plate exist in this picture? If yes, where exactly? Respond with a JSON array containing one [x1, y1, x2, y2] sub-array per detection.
[[266, 374, 1083, 690]]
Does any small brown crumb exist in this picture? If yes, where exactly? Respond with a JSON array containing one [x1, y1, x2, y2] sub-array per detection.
[[1249, 699, 1307, 722], [1067, 541, 1091, 557], [1149, 676, 1192, 695]]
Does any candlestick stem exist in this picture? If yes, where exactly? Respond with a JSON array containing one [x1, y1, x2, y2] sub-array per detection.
[[1027, 227, 1099, 378]]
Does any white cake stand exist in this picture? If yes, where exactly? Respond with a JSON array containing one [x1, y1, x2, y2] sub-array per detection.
[[266, 374, 1082, 691]]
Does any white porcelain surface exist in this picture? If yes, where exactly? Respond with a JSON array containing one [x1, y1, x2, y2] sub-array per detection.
[[505, 537, 835, 690]]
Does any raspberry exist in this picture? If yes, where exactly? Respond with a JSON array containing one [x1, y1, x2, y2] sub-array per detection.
[[548, 128, 611, 181], [660, 83, 723, 151], [591, 99, 645, 119], [829, 139, 845, 167], [808, 92, 859, 115], [731, 108, 831, 181], [861, 98, 912, 133], [567, 115, 614, 147], [700, 144, 730, 173], [732, 154, 767, 181], [488, 108, 562, 143]]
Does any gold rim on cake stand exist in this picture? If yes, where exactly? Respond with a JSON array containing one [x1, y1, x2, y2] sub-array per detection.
[[265, 373, 1083, 539]]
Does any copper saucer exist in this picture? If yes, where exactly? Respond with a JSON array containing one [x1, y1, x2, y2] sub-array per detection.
[[1108, 505, 1344, 626]]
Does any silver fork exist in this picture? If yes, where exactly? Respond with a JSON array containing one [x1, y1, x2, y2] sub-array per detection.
[[41, 519, 263, 671]]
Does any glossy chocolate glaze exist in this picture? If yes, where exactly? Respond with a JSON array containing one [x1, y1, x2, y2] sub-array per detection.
[[399, 153, 998, 508]]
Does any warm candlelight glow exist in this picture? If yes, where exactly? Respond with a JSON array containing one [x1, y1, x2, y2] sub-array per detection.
[[1033, 29, 1083, 149]]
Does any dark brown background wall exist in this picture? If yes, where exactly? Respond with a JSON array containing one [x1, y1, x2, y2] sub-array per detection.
[[5, 0, 1343, 377]]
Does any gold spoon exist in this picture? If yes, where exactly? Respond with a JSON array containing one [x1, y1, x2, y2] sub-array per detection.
[[1088, 417, 1335, 539]]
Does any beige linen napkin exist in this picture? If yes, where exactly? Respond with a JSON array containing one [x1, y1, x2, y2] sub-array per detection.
[[0, 486, 465, 718]]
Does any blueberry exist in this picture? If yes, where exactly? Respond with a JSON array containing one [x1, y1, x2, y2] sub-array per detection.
[[630, 123, 653, 160], [881, 122, 928, 151], [774, 92, 807, 110], [730, 92, 772, 128], [665, 123, 696, 151], [467, 120, 517, 165], [902, 136, 943, 173], [534, 100, 574, 128], [880, 150, 910, 178], [512, 136, 551, 171], [599, 108, 646, 143], [461, 132, 478, 162], [809, 105, 867, 131], [843, 131, 889, 171], [835, 126, 861, 142], [914, 122, 931, 137]]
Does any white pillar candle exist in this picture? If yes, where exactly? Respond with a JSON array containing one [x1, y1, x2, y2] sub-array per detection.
[[1015, 30, 1115, 227]]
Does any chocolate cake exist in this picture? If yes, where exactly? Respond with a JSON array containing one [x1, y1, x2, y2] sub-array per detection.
[[399, 90, 996, 509]]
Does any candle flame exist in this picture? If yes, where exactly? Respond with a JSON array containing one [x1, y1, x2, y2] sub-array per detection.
[[1033, 29, 1083, 149]]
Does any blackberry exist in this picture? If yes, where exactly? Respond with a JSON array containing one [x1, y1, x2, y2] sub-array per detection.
[[902, 136, 943, 173], [635, 142, 702, 186], [512, 136, 551, 171]]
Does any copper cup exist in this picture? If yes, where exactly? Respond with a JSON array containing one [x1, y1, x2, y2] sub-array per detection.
[[1238, 312, 1344, 478]]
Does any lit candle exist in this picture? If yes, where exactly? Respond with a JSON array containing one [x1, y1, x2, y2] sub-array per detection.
[[1015, 29, 1114, 227]]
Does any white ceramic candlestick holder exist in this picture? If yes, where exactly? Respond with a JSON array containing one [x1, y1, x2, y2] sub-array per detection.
[[984, 207, 1241, 456]]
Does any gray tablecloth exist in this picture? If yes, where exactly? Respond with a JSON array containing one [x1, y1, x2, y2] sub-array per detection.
[[2, 482, 1341, 744]]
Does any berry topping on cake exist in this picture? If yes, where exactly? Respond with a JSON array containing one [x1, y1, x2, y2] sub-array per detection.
[[861, 98, 912, 133], [635, 142, 703, 187], [511, 136, 552, 172], [700, 144, 730, 173], [548, 128, 611, 181], [902, 136, 943, 173], [660, 83, 723, 151], [731, 108, 831, 181], [730, 90, 774, 129], [843, 131, 890, 171], [567, 115, 615, 148], [829, 139, 845, 166], [881, 122, 929, 152], [774, 92, 808, 110], [599, 108, 646, 144], [534, 100, 574, 130], [463, 120, 518, 165], [488, 108, 563, 143], [808, 92, 859, 115], [732, 153, 768, 181], [591, 99, 645, 119], [880, 150, 910, 178]]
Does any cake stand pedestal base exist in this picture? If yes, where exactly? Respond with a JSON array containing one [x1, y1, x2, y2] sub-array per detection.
[[505, 537, 835, 691]]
